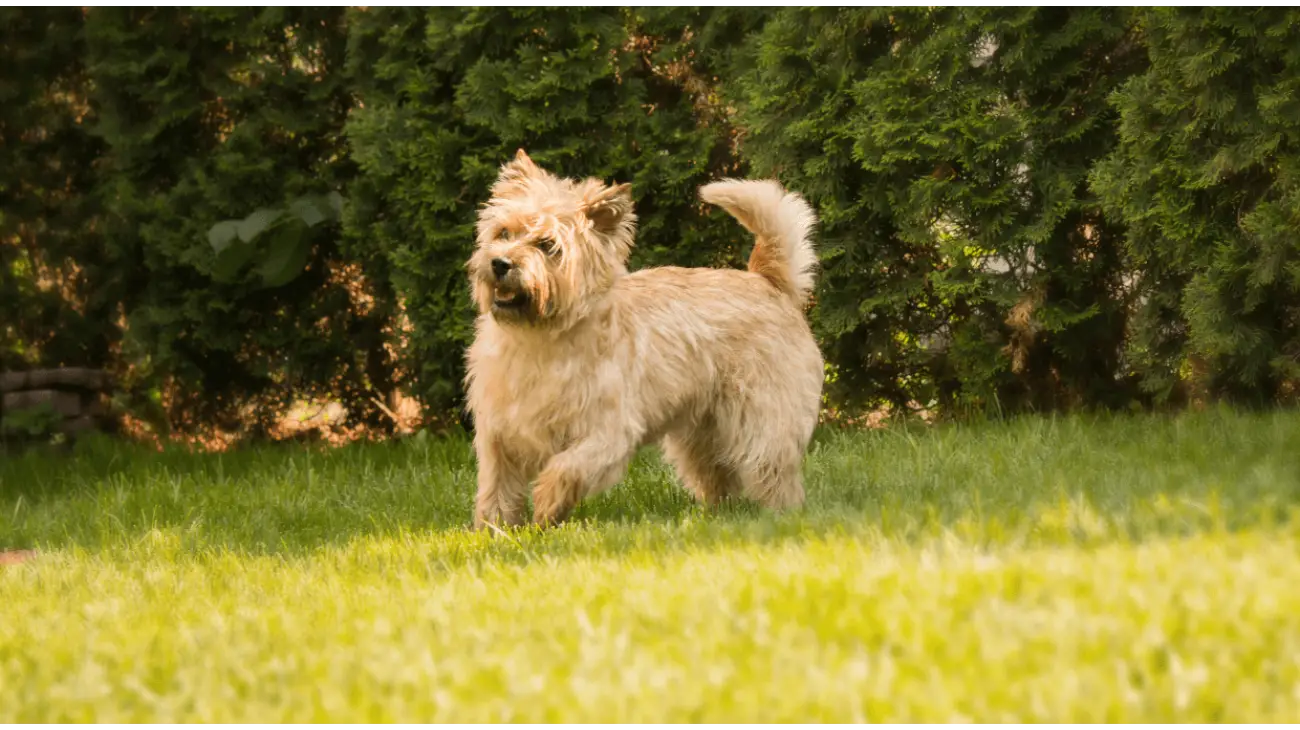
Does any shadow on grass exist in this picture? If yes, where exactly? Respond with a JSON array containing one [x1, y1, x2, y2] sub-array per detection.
[[3, 408, 1300, 562]]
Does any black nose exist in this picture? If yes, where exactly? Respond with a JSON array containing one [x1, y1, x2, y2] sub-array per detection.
[[491, 257, 513, 279]]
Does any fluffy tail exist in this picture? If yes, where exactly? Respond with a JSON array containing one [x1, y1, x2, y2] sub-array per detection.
[[699, 179, 818, 306]]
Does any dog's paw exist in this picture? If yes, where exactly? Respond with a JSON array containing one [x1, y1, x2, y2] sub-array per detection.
[[530, 500, 573, 528], [531, 494, 575, 528], [531, 471, 579, 527]]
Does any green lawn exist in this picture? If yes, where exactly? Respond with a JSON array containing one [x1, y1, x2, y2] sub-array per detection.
[[3, 408, 1300, 721]]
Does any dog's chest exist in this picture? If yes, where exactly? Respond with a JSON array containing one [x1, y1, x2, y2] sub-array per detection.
[[470, 335, 620, 454]]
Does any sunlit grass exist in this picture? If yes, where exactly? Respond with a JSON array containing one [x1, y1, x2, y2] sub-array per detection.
[[2, 407, 1299, 720]]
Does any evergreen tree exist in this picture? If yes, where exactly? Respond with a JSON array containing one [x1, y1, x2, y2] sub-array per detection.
[[732, 8, 1144, 413], [0, 9, 110, 371], [86, 8, 394, 433], [1093, 8, 1300, 403]]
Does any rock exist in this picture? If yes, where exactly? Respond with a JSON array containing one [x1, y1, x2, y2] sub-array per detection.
[[0, 368, 110, 393], [3, 389, 83, 418]]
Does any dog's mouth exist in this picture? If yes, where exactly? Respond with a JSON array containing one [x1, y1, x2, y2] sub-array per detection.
[[491, 291, 529, 311]]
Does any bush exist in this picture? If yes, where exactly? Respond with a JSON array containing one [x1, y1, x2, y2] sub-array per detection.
[[5, 7, 1300, 435], [1093, 8, 1300, 404], [84, 8, 397, 434], [730, 8, 1146, 414], [0, 9, 111, 372]]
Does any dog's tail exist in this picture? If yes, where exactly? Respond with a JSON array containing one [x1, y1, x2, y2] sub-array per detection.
[[699, 179, 818, 306]]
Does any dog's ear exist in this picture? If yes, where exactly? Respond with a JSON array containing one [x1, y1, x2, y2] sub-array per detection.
[[503, 149, 541, 179], [583, 182, 633, 233], [492, 149, 543, 195]]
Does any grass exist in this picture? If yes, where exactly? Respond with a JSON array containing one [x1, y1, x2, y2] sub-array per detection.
[[2, 407, 1300, 721]]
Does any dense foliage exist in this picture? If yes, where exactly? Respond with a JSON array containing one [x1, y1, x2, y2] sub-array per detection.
[[3, 7, 1299, 438]]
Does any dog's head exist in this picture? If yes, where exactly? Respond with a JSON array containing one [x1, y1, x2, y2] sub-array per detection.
[[469, 150, 636, 328]]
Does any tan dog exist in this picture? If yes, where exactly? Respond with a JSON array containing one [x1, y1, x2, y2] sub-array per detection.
[[465, 150, 824, 527]]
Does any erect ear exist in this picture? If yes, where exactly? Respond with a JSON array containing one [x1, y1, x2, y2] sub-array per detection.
[[492, 149, 543, 195], [583, 182, 633, 232]]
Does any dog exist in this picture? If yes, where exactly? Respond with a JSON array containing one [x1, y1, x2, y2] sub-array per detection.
[[465, 150, 824, 527]]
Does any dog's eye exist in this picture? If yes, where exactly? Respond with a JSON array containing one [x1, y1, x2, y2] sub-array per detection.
[[537, 238, 559, 257]]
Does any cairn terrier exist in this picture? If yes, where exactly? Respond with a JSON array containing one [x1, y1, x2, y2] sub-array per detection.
[[465, 150, 824, 527]]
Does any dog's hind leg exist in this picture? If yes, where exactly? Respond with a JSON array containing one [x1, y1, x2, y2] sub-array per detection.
[[712, 389, 815, 512], [661, 418, 742, 506], [736, 459, 805, 511]]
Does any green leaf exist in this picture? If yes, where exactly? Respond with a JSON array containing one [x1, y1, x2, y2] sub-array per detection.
[[326, 191, 344, 219], [211, 239, 257, 282], [289, 196, 330, 228], [256, 228, 313, 288], [238, 208, 284, 243], [207, 221, 240, 253]]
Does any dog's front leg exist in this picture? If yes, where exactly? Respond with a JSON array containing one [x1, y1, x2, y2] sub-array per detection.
[[473, 430, 532, 530], [532, 436, 635, 527]]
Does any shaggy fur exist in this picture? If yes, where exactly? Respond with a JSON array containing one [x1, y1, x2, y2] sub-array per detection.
[[465, 150, 824, 527]]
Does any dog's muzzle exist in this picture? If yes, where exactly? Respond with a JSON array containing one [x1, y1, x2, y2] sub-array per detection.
[[487, 257, 530, 314]]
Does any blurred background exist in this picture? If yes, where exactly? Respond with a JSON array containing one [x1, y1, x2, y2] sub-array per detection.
[[4, 7, 1298, 449]]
